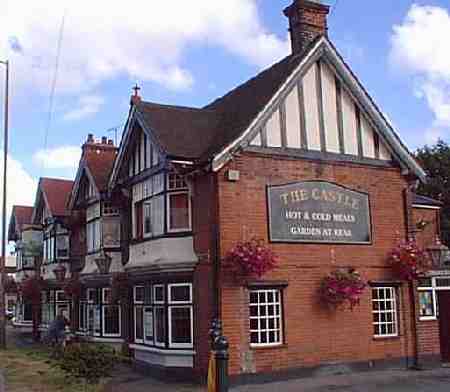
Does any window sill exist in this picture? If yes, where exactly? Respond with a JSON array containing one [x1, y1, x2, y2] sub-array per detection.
[[419, 317, 438, 322], [129, 344, 195, 356], [250, 343, 287, 351], [372, 335, 400, 341]]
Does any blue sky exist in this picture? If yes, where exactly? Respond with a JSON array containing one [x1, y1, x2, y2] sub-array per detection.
[[1, 0, 450, 220]]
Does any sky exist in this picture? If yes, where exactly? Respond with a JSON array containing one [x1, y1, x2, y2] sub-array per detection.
[[0, 0, 450, 241]]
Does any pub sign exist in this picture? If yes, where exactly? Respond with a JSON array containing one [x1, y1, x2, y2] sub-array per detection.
[[267, 181, 372, 244]]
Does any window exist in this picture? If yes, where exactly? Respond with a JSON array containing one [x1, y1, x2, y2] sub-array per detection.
[[140, 196, 164, 239], [56, 235, 69, 259], [167, 173, 190, 233], [102, 202, 119, 216], [79, 288, 120, 338], [87, 220, 101, 252], [41, 289, 70, 327], [417, 277, 439, 320], [133, 282, 193, 349], [167, 192, 191, 232], [102, 288, 121, 337], [249, 289, 283, 347], [168, 284, 193, 348], [372, 287, 398, 338]]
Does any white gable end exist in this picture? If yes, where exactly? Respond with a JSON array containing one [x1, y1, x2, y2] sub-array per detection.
[[249, 56, 392, 162]]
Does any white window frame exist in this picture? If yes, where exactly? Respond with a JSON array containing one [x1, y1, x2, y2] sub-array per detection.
[[153, 284, 165, 347], [87, 288, 100, 337], [166, 191, 192, 233], [168, 306, 193, 349], [417, 276, 450, 321], [249, 288, 283, 348], [168, 283, 193, 349], [168, 283, 192, 305], [102, 288, 121, 338], [143, 201, 153, 238], [372, 286, 398, 338], [134, 286, 145, 344], [143, 306, 154, 346]]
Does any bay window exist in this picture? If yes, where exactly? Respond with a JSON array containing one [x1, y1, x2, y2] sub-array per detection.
[[134, 173, 191, 240], [41, 290, 70, 327], [79, 287, 121, 338], [133, 282, 193, 349]]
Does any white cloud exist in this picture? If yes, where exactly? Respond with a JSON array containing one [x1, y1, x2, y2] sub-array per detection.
[[390, 5, 450, 142], [63, 95, 105, 121], [0, 0, 289, 100], [33, 145, 80, 169], [0, 155, 37, 245]]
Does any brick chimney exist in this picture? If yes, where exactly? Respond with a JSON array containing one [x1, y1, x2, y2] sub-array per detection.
[[284, 0, 330, 55]]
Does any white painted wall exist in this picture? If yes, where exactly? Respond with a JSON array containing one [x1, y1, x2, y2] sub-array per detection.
[[127, 237, 198, 270], [341, 88, 358, 155], [82, 251, 123, 275], [303, 65, 321, 151], [285, 87, 301, 148], [266, 109, 282, 147], [321, 62, 340, 153], [361, 114, 376, 158], [251, 59, 394, 163]]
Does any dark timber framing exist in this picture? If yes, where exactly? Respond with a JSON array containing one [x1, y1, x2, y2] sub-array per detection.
[[373, 132, 380, 160], [279, 104, 288, 148], [315, 61, 327, 152], [355, 104, 364, 158], [261, 126, 268, 148], [335, 77, 345, 154], [297, 81, 308, 150]]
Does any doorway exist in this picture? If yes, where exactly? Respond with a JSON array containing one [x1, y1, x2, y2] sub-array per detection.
[[438, 291, 450, 362]]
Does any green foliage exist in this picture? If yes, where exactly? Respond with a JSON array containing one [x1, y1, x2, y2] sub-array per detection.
[[415, 139, 450, 243], [59, 343, 117, 384]]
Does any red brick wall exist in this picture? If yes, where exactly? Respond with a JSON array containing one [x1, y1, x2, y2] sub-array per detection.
[[217, 152, 417, 375], [413, 207, 440, 249], [413, 207, 442, 359]]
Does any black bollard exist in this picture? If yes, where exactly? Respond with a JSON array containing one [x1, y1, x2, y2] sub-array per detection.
[[209, 318, 222, 348], [215, 335, 229, 392]]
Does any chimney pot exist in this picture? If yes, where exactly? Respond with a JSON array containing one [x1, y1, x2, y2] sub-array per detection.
[[107, 139, 114, 146], [284, 0, 330, 55], [101, 136, 107, 144], [87, 134, 94, 143]]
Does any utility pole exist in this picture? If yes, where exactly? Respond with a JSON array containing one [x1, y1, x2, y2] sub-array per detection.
[[0, 60, 9, 349]]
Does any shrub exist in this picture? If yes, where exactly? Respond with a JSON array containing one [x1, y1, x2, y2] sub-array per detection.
[[59, 343, 117, 384]]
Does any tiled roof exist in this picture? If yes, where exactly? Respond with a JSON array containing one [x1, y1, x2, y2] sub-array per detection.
[[40, 178, 74, 217], [11, 205, 33, 226], [135, 41, 311, 161], [84, 146, 117, 192]]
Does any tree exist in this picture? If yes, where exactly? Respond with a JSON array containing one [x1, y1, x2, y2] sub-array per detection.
[[415, 139, 450, 244]]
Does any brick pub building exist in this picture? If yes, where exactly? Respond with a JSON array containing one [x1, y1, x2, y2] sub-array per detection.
[[8, 0, 450, 383]]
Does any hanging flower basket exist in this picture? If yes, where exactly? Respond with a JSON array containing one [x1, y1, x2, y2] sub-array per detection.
[[321, 268, 367, 310], [64, 276, 82, 300], [111, 273, 130, 304], [387, 240, 431, 281], [20, 276, 45, 304], [3, 276, 18, 294], [224, 239, 278, 278]]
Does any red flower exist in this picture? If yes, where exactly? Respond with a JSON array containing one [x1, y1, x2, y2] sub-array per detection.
[[387, 240, 431, 281], [321, 268, 367, 310], [224, 239, 278, 278]]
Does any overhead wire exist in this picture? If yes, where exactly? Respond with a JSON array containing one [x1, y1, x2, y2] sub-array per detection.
[[41, 8, 67, 173]]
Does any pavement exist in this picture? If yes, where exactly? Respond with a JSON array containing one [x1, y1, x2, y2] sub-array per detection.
[[5, 325, 450, 392], [102, 366, 450, 392]]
